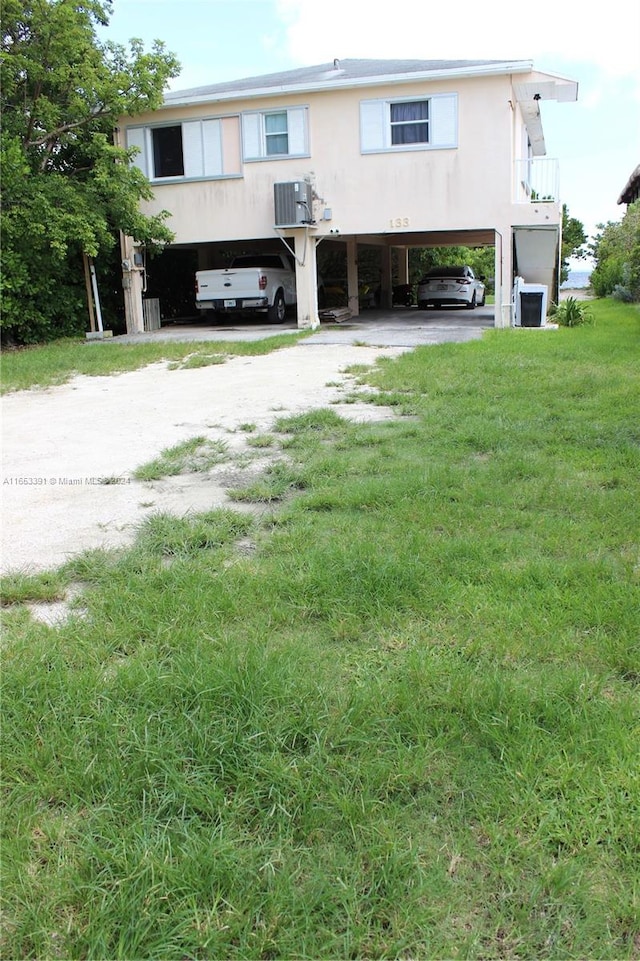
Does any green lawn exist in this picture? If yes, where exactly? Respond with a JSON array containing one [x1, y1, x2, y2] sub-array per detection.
[[2, 299, 639, 959], [0, 332, 310, 394]]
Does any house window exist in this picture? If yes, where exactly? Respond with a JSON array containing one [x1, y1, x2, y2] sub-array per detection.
[[265, 112, 289, 155], [360, 93, 457, 153], [242, 107, 308, 160], [390, 100, 429, 145], [152, 125, 184, 178], [126, 116, 241, 181]]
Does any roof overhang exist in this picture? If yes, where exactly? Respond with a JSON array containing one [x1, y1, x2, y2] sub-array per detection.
[[163, 60, 537, 109], [618, 164, 640, 204], [514, 71, 579, 157]]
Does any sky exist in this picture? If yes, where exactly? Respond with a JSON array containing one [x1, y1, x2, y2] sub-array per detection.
[[102, 0, 640, 262]]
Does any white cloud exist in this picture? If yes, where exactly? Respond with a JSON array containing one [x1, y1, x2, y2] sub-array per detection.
[[276, 0, 640, 81]]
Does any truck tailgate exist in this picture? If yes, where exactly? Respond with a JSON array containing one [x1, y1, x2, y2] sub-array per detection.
[[196, 269, 264, 301]]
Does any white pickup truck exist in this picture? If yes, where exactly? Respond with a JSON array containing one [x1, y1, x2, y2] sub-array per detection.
[[195, 253, 296, 323]]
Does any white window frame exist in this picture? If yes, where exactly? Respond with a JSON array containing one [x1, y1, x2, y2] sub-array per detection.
[[389, 99, 430, 146], [360, 93, 458, 154], [264, 111, 289, 156], [125, 116, 239, 182], [241, 106, 309, 161]]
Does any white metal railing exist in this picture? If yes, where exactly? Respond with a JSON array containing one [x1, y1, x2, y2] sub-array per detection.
[[514, 158, 560, 204]]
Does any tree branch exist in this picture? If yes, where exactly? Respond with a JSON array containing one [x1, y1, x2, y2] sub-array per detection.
[[27, 108, 111, 149]]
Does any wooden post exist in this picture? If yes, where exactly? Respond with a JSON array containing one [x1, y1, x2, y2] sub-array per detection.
[[88, 258, 104, 333], [83, 253, 96, 332]]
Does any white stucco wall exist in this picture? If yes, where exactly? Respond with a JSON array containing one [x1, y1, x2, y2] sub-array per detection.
[[120, 71, 561, 246]]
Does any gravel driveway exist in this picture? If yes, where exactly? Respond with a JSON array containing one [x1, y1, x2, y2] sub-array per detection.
[[2, 306, 498, 575], [1, 343, 408, 574]]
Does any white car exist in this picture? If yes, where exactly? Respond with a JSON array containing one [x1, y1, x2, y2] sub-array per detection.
[[417, 266, 485, 310]]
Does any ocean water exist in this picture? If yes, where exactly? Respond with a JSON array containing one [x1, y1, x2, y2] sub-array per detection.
[[561, 270, 592, 289]]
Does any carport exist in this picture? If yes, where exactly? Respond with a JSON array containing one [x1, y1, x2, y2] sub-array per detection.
[[140, 225, 501, 333]]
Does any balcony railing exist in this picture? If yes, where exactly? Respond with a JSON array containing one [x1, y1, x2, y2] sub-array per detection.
[[514, 158, 560, 204]]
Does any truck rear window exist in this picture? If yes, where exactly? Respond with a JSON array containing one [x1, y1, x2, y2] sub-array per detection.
[[231, 256, 288, 269]]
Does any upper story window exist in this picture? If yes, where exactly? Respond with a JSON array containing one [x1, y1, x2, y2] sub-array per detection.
[[360, 93, 457, 153], [242, 106, 309, 161], [126, 116, 242, 181], [264, 112, 289, 155], [152, 125, 184, 178], [390, 101, 429, 145]]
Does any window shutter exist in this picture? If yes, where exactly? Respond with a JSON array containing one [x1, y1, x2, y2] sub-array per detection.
[[242, 112, 262, 159], [360, 100, 387, 151], [126, 127, 148, 176], [430, 94, 457, 147], [202, 119, 223, 175], [182, 121, 203, 177], [287, 107, 307, 155]]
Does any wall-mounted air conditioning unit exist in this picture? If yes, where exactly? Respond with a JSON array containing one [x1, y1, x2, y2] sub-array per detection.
[[274, 181, 313, 227]]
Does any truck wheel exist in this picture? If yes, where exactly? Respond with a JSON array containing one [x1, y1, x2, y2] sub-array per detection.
[[267, 290, 286, 323]]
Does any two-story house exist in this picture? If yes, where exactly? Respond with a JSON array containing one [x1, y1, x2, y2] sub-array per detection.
[[117, 58, 578, 332]]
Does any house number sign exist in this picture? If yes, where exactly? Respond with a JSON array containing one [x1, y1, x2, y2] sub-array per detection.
[[389, 217, 410, 228]]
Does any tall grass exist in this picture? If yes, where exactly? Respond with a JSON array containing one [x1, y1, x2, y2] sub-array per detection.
[[0, 332, 309, 394], [2, 300, 639, 959], [133, 436, 230, 481]]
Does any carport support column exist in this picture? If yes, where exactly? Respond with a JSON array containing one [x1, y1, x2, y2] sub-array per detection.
[[494, 226, 514, 328], [380, 245, 392, 308], [120, 233, 145, 334], [347, 238, 359, 317], [397, 247, 409, 285], [294, 231, 319, 329]]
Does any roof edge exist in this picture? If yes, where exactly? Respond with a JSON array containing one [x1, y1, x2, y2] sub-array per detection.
[[618, 164, 640, 204], [163, 59, 535, 109]]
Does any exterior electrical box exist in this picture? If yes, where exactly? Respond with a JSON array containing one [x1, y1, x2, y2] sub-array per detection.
[[274, 181, 313, 227]]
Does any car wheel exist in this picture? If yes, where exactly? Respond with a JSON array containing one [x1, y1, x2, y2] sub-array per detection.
[[267, 290, 286, 323], [466, 293, 477, 310]]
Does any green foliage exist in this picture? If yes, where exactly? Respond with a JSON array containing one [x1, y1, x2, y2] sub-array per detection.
[[0, 569, 69, 606], [590, 201, 640, 301], [168, 353, 227, 370], [561, 204, 588, 283], [409, 245, 495, 287], [549, 296, 594, 327], [135, 509, 253, 557], [1, 302, 638, 958], [133, 436, 230, 481], [0, 332, 310, 394], [0, 0, 180, 344]]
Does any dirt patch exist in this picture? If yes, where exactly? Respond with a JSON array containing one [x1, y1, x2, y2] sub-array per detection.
[[1, 343, 405, 574], [26, 583, 87, 627]]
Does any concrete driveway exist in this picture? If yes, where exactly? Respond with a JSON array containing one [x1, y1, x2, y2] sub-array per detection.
[[116, 305, 495, 348]]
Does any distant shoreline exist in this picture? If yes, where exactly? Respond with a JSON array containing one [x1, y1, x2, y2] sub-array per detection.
[[559, 287, 593, 301], [561, 270, 592, 290]]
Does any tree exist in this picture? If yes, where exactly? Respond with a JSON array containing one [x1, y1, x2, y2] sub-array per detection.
[[408, 246, 495, 288], [589, 202, 640, 301], [560, 205, 588, 283], [1, 0, 180, 344]]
